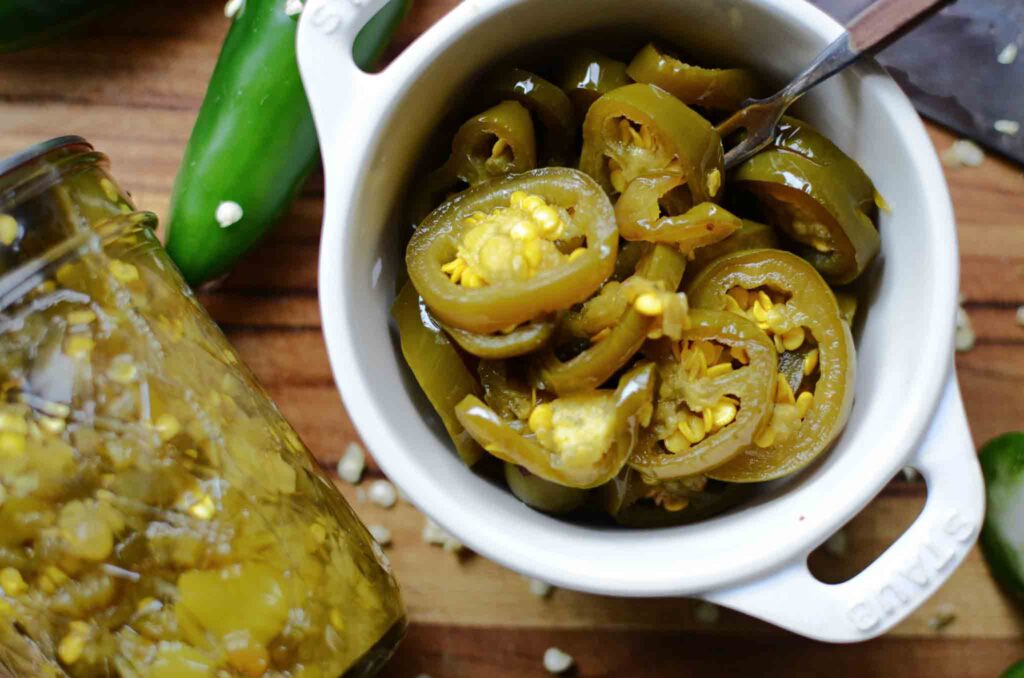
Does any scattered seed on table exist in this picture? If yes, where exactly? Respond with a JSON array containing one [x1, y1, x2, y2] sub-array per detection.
[[941, 139, 984, 168], [693, 601, 720, 625], [928, 603, 958, 631], [368, 525, 392, 546], [337, 441, 366, 485], [368, 480, 398, 509], [824, 530, 848, 558], [527, 577, 553, 598], [422, 518, 463, 552], [543, 647, 574, 674]]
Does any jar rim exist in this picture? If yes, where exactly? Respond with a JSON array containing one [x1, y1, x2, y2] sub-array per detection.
[[0, 136, 91, 180]]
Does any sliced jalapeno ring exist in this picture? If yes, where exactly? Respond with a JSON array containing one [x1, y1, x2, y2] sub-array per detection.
[[392, 283, 484, 466], [688, 248, 855, 482], [442, 317, 556, 359], [407, 168, 618, 334], [454, 362, 656, 489], [580, 83, 724, 204], [626, 43, 761, 111], [421, 100, 538, 211], [733, 117, 880, 284], [530, 244, 688, 395], [559, 48, 632, 121], [615, 173, 742, 251], [629, 309, 777, 480], [481, 68, 576, 166]]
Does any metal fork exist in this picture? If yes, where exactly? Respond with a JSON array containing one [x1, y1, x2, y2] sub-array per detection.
[[719, 0, 957, 171]]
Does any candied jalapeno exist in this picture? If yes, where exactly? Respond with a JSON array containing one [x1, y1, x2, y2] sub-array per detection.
[[580, 83, 724, 204], [454, 362, 655, 489], [629, 309, 777, 480], [688, 249, 854, 481], [480, 68, 576, 166], [559, 48, 632, 121], [421, 100, 538, 210], [732, 117, 880, 284], [392, 282, 485, 466], [626, 43, 760, 111], [530, 244, 688, 395], [615, 175, 742, 251], [407, 168, 618, 334]]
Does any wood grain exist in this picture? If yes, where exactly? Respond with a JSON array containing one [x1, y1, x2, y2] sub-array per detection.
[[2, 0, 1024, 674]]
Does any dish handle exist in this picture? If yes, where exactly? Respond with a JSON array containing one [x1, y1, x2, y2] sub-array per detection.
[[296, 0, 394, 162], [703, 369, 984, 642]]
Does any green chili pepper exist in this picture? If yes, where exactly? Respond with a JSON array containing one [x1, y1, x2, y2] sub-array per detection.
[[504, 462, 588, 514], [683, 218, 778, 285], [580, 83, 724, 204], [420, 100, 538, 210], [615, 176, 742, 251], [0, 0, 120, 52], [980, 432, 1024, 608], [165, 0, 411, 287], [1002, 660, 1024, 678]]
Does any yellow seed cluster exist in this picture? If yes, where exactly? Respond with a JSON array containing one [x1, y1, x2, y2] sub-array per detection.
[[442, 191, 572, 289], [754, 375, 815, 448], [724, 285, 819, 447], [790, 218, 834, 253], [661, 340, 739, 454], [109, 259, 139, 283], [0, 214, 19, 246], [58, 621, 92, 665], [608, 119, 656, 193], [0, 567, 27, 596], [527, 398, 616, 470]]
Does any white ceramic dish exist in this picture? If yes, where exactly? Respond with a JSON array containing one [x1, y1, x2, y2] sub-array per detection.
[[297, 0, 985, 642]]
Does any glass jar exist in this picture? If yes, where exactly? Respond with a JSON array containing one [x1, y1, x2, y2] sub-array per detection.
[[0, 138, 404, 677]]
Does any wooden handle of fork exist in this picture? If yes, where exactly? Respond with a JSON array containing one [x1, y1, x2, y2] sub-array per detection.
[[847, 0, 956, 55]]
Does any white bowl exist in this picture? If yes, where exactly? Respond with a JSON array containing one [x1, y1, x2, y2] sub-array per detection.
[[298, 0, 984, 642]]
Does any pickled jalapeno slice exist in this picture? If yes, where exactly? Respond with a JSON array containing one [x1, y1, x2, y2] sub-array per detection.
[[407, 168, 618, 334], [688, 249, 855, 482], [580, 83, 724, 204]]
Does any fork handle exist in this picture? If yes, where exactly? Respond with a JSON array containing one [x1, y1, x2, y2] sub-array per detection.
[[777, 0, 954, 103], [847, 0, 956, 54]]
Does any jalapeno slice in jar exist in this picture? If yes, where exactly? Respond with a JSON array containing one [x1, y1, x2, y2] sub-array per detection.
[[688, 249, 855, 481], [629, 309, 777, 480], [392, 283, 484, 466], [732, 117, 880, 284], [407, 168, 618, 334], [580, 83, 724, 204], [559, 48, 632, 121], [626, 43, 760, 111], [480, 68, 576, 166], [615, 173, 742, 251], [454, 362, 656, 489], [530, 244, 688, 395]]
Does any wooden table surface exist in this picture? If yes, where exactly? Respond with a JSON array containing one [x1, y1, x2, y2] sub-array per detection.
[[2, 1, 1024, 675]]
